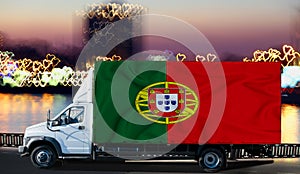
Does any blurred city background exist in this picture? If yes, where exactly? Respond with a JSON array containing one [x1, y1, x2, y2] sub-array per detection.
[[0, 0, 300, 146]]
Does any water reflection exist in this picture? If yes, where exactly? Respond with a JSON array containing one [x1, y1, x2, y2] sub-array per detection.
[[0, 93, 72, 132], [281, 104, 300, 144]]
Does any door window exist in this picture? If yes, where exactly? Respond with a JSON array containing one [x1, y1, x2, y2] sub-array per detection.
[[55, 106, 84, 126], [69, 107, 84, 123]]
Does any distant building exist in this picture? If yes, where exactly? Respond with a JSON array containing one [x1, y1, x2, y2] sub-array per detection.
[[81, 2, 145, 60]]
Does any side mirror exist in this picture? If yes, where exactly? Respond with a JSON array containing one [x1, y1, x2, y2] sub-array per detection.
[[48, 121, 53, 129], [46, 109, 60, 132], [47, 119, 53, 130], [47, 109, 51, 130], [47, 109, 50, 121]]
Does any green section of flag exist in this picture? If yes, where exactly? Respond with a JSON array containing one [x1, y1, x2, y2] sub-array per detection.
[[93, 61, 167, 143]]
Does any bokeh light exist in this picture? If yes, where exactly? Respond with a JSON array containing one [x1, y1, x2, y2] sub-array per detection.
[[77, 3, 146, 21], [1, 44, 299, 88], [0, 51, 87, 87], [243, 45, 300, 68]]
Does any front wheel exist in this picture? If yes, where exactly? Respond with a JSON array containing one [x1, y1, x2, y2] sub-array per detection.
[[198, 148, 226, 173], [30, 145, 57, 168]]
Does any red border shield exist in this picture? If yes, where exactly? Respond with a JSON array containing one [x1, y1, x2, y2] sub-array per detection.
[[148, 88, 185, 117]]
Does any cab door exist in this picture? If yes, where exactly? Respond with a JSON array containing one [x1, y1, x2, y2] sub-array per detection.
[[52, 106, 90, 154]]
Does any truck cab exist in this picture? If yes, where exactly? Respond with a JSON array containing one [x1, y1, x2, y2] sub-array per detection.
[[18, 69, 94, 168]]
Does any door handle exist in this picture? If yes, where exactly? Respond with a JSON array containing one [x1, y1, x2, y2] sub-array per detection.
[[78, 126, 85, 130]]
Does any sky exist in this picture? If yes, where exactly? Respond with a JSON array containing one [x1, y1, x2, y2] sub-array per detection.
[[0, 0, 299, 58]]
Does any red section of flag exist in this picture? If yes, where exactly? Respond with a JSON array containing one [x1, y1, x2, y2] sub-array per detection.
[[167, 62, 281, 144]]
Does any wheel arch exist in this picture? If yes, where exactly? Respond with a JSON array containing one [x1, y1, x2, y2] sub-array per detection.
[[28, 137, 62, 157], [196, 144, 228, 160]]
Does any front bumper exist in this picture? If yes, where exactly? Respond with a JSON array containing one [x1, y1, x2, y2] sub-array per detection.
[[18, 146, 29, 157]]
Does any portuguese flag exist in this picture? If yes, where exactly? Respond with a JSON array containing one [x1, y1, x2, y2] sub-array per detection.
[[93, 61, 281, 144]]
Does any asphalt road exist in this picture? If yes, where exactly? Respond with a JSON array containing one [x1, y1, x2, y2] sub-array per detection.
[[1, 147, 300, 174]]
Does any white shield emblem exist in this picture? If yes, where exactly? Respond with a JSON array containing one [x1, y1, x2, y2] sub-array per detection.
[[156, 94, 178, 112]]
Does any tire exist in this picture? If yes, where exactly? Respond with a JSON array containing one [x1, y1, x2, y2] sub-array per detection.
[[30, 145, 57, 168], [198, 148, 226, 173]]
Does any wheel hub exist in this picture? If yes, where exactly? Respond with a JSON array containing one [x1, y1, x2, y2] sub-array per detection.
[[203, 152, 220, 169], [36, 150, 51, 164]]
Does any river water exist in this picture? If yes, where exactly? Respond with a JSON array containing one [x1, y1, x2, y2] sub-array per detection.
[[0, 93, 299, 144], [0, 93, 72, 133]]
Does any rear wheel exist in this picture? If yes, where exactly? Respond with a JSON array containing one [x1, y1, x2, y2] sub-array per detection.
[[198, 148, 226, 173], [30, 145, 57, 168]]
